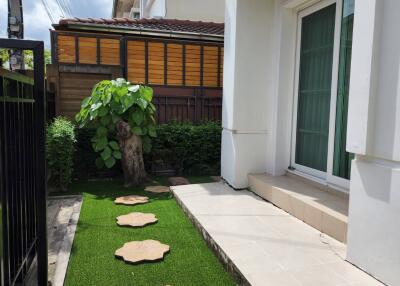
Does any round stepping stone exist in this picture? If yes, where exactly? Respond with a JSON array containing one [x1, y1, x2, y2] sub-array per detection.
[[115, 240, 170, 264], [145, 186, 170, 193], [116, 212, 158, 227], [168, 176, 190, 186], [114, 195, 149, 206]]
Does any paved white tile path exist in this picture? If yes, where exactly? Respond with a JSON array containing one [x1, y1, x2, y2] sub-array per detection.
[[172, 182, 383, 286]]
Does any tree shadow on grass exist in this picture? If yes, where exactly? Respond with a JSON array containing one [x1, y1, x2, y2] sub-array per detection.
[[68, 176, 174, 202]]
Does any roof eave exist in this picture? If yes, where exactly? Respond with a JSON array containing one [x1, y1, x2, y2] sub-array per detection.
[[59, 23, 224, 42]]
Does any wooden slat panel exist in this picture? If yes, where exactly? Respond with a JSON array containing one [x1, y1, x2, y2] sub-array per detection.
[[127, 40, 146, 84], [203, 46, 218, 87], [148, 42, 164, 85], [79, 37, 97, 64], [100, 38, 120, 65], [59, 73, 111, 118], [167, 43, 183, 86], [58, 35, 76, 63], [185, 44, 200, 86]]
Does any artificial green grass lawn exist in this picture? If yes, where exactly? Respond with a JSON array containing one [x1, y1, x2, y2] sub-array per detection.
[[64, 176, 235, 286]]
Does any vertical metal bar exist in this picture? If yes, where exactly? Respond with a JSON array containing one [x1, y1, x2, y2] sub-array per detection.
[[75, 36, 79, 64], [50, 31, 57, 64], [120, 37, 127, 79], [165, 96, 167, 123], [96, 38, 101, 65], [33, 41, 48, 286], [0, 74, 5, 285]]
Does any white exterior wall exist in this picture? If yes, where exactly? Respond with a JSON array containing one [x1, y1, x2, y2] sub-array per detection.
[[221, 0, 276, 188], [223, 0, 400, 283], [346, 0, 400, 285], [221, 0, 308, 188], [142, 0, 225, 22]]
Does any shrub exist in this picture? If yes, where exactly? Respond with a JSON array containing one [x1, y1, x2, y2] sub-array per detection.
[[74, 121, 222, 179], [147, 121, 222, 175], [46, 117, 76, 191]]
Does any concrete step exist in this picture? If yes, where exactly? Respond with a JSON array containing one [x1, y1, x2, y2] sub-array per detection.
[[248, 173, 349, 242]]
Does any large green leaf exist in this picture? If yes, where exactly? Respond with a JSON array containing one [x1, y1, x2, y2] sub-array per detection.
[[122, 94, 135, 110], [143, 140, 152, 153], [142, 86, 153, 102], [97, 126, 108, 137], [109, 141, 119, 150], [132, 126, 143, 136], [81, 97, 91, 108], [148, 125, 157, 138], [131, 111, 144, 125], [117, 86, 129, 98], [100, 115, 111, 126], [104, 156, 116, 168], [136, 98, 148, 110], [90, 102, 102, 111], [113, 150, 122, 160], [101, 147, 112, 161], [94, 137, 108, 151], [98, 106, 109, 117], [128, 85, 140, 93]]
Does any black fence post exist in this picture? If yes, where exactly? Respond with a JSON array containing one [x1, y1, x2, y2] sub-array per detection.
[[33, 40, 48, 286]]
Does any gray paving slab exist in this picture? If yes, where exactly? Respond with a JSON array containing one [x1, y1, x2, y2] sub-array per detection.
[[171, 182, 383, 286], [47, 195, 82, 286]]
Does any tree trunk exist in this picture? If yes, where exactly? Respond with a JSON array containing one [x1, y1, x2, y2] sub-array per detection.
[[116, 121, 147, 187]]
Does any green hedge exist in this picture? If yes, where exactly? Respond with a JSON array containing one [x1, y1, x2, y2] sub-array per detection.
[[46, 117, 76, 191], [74, 122, 221, 179], [146, 122, 222, 175]]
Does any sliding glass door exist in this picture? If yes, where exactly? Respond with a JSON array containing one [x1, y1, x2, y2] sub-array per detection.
[[291, 0, 355, 190]]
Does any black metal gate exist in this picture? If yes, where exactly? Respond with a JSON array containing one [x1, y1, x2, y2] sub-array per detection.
[[0, 39, 47, 285]]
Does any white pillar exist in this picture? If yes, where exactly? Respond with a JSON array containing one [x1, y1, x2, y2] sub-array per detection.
[[347, 1, 400, 285], [221, 0, 276, 188]]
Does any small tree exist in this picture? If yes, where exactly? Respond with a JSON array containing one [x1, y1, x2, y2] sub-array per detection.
[[46, 117, 76, 191], [76, 78, 156, 187]]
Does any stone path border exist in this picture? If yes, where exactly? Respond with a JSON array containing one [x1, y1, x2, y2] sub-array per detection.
[[48, 195, 83, 286]]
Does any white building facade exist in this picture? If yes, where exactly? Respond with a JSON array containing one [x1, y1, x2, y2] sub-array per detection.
[[221, 0, 400, 285], [113, 0, 225, 23]]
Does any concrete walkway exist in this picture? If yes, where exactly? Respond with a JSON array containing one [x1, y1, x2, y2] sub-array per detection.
[[47, 195, 82, 286], [171, 182, 383, 286]]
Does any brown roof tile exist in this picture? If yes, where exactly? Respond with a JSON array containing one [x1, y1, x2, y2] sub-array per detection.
[[56, 17, 224, 38]]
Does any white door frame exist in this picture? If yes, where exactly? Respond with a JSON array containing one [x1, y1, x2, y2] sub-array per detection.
[[290, 0, 349, 190]]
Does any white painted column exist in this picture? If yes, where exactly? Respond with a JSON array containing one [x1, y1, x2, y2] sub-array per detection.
[[346, 1, 400, 285], [221, 0, 276, 188]]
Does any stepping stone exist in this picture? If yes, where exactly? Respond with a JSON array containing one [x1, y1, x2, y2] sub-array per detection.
[[211, 176, 222, 182], [116, 212, 158, 227], [115, 240, 170, 264], [168, 177, 190, 186], [114, 195, 149, 206], [145, 186, 170, 193]]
